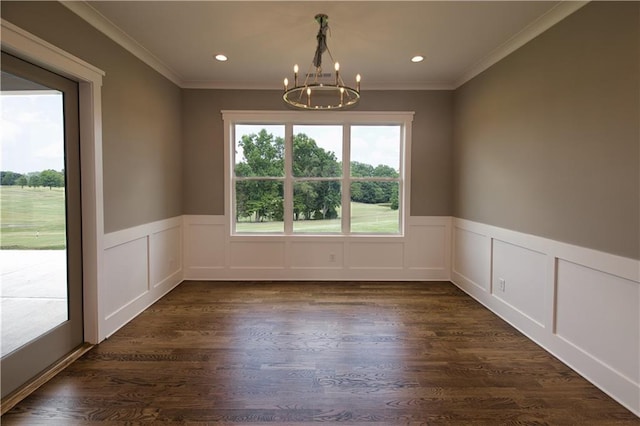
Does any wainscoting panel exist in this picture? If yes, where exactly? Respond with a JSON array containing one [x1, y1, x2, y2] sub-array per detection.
[[103, 236, 148, 320], [150, 225, 182, 289], [556, 259, 639, 385], [229, 241, 286, 269], [404, 222, 447, 269], [452, 226, 491, 293], [186, 221, 226, 269], [289, 241, 344, 269], [101, 216, 183, 339], [182, 215, 451, 281], [492, 239, 547, 327], [451, 218, 640, 416], [348, 242, 404, 269]]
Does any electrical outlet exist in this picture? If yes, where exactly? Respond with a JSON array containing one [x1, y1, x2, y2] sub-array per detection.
[[499, 278, 506, 292]]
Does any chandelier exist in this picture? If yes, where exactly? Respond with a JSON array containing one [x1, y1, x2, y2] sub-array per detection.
[[283, 14, 361, 110]]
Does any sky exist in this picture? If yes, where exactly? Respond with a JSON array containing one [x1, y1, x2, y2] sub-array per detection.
[[235, 124, 401, 171], [1, 93, 65, 174]]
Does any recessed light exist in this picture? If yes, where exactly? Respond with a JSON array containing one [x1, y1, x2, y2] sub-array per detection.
[[411, 55, 425, 63], [215, 54, 228, 62]]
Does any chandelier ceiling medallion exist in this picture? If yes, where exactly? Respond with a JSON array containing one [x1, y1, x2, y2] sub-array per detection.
[[283, 14, 361, 110]]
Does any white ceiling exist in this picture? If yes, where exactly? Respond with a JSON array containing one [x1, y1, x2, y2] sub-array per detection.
[[63, 1, 587, 90]]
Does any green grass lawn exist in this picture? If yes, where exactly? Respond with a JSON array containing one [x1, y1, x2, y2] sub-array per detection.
[[0, 186, 66, 249], [236, 202, 399, 233], [0, 188, 398, 248]]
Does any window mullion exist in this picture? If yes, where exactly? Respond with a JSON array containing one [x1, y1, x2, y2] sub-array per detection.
[[399, 120, 409, 235], [230, 123, 236, 233], [283, 123, 293, 234], [341, 124, 351, 235]]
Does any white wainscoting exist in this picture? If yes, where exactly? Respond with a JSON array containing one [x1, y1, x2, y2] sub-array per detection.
[[451, 218, 640, 416], [183, 215, 451, 281], [101, 216, 183, 339]]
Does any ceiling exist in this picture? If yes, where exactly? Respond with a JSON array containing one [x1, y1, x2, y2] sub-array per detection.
[[63, 1, 587, 90]]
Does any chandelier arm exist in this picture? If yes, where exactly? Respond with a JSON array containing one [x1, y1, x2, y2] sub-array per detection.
[[303, 63, 315, 85], [325, 46, 336, 68]]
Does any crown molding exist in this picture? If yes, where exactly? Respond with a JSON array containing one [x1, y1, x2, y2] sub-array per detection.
[[60, 1, 183, 87], [181, 80, 282, 90], [181, 80, 455, 91], [454, 1, 589, 88]]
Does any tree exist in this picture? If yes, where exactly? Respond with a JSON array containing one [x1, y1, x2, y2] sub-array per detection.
[[349, 162, 399, 206], [236, 129, 284, 178], [235, 130, 284, 222], [293, 181, 317, 220], [40, 169, 64, 189], [292, 133, 341, 220], [1, 171, 23, 186], [373, 164, 399, 204], [351, 161, 375, 178], [292, 133, 340, 178], [390, 185, 399, 210], [235, 130, 342, 223], [1, 170, 66, 189], [312, 180, 341, 219], [28, 172, 42, 188]]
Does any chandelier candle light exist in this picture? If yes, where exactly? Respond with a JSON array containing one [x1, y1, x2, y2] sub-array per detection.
[[283, 14, 361, 110]]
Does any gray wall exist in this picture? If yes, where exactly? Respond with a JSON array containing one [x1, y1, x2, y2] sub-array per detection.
[[453, 2, 639, 260], [5, 2, 636, 260], [1, 1, 183, 233], [182, 89, 453, 216]]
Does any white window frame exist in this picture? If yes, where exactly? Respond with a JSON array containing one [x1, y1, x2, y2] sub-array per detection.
[[222, 110, 413, 237]]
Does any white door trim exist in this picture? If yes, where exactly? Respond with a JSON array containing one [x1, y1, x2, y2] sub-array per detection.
[[1, 19, 105, 343]]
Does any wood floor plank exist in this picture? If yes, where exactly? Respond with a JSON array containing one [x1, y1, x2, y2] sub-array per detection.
[[2, 281, 638, 424]]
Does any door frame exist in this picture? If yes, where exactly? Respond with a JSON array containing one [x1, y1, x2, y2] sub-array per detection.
[[1, 19, 105, 344]]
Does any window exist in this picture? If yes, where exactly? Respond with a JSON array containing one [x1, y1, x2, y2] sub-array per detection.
[[225, 111, 413, 236], [234, 124, 285, 232]]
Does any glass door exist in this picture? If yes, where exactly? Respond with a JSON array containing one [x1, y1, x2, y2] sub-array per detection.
[[0, 52, 83, 399]]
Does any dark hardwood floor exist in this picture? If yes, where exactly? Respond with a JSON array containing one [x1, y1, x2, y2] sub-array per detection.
[[2, 281, 637, 424]]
